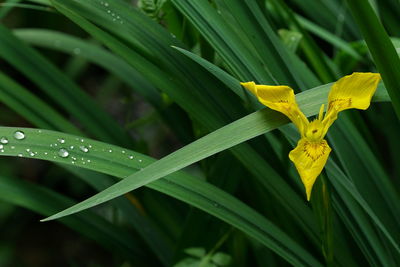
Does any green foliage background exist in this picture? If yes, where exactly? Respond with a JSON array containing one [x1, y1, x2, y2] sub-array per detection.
[[0, 0, 399, 266]]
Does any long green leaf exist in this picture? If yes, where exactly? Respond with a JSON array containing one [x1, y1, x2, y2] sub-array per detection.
[[50, 0, 322, 241], [13, 28, 163, 108], [0, 25, 133, 145], [0, 174, 149, 263], [346, 0, 400, 119], [0, 126, 322, 266], [0, 73, 173, 265], [0, 72, 81, 134], [41, 82, 389, 221]]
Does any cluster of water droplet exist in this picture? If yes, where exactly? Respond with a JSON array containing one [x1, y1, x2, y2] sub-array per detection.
[[54, 138, 92, 165], [100, 1, 123, 24], [0, 131, 25, 155], [0, 130, 145, 169]]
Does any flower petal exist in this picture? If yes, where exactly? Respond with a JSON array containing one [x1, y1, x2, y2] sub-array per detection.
[[289, 138, 331, 201], [241, 82, 308, 133], [328, 72, 381, 111], [323, 72, 381, 126]]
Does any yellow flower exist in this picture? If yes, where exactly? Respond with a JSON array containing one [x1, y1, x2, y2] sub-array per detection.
[[241, 72, 381, 200]]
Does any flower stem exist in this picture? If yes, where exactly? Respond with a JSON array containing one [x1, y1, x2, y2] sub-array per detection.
[[312, 173, 334, 266]]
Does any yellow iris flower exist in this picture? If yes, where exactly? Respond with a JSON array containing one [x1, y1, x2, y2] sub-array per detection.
[[241, 72, 381, 200]]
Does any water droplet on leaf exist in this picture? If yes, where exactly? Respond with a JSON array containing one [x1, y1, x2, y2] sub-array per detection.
[[79, 146, 89, 153], [58, 148, 69, 158], [13, 131, 25, 140]]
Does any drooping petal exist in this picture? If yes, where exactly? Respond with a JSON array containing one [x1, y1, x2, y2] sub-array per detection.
[[241, 82, 308, 133], [289, 138, 331, 201], [323, 72, 381, 129]]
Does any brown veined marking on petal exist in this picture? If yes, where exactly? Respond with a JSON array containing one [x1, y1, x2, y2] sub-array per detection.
[[328, 98, 352, 110], [302, 140, 329, 161]]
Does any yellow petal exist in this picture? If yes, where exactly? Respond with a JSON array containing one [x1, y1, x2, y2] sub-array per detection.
[[328, 72, 381, 111], [324, 72, 381, 124], [241, 82, 308, 133], [289, 138, 331, 201], [240, 81, 257, 95]]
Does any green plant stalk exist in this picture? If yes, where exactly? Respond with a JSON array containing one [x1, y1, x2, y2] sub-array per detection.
[[198, 228, 232, 267], [346, 0, 400, 120], [312, 174, 334, 266]]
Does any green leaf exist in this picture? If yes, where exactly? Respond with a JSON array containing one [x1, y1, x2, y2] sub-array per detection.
[[40, 82, 389, 221], [0, 174, 148, 263], [184, 247, 206, 258], [0, 72, 81, 134], [50, 0, 321, 241], [13, 28, 163, 108], [278, 29, 303, 52], [295, 15, 361, 60], [211, 252, 232, 266], [0, 126, 323, 266], [0, 25, 133, 146], [346, 0, 400, 119]]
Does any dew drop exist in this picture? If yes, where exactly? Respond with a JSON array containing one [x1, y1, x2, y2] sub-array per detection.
[[44, 152, 48, 155], [58, 148, 69, 158], [58, 138, 65, 144], [70, 145, 74, 150], [129, 155, 134, 159], [10, 146, 15, 149], [138, 159, 142, 163], [0, 150, 4, 153], [13, 131, 25, 140], [18, 153, 23, 157], [79, 145, 89, 153], [26, 149, 31, 152], [0, 144, 3, 150], [87, 159, 91, 163], [108, 149, 112, 153], [122, 150, 126, 154], [104, 2, 109, 6], [0, 137, 8, 144], [29, 152, 35, 157]]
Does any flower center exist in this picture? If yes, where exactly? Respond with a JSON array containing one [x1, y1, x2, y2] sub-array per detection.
[[304, 119, 325, 141], [303, 104, 326, 141]]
